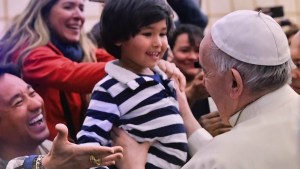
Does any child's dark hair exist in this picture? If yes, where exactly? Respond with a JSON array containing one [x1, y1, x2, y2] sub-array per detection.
[[100, 0, 173, 59], [168, 24, 204, 50]]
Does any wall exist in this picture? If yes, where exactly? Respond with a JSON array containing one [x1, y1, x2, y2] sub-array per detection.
[[201, 0, 300, 30], [0, 0, 299, 38]]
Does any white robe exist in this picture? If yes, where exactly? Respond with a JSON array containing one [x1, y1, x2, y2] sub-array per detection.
[[183, 85, 300, 169]]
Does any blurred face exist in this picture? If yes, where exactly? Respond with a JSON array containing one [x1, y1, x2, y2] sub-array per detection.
[[290, 33, 300, 94], [0, 74, 49, 146], [48, 0, 85, 43], [199, 34, 232, 119], [119, 20, 168, 74], [172, 33, 201, 81]]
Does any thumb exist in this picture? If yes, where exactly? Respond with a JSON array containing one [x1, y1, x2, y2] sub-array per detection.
[[142, 141, 152, 149], [194, 71, 204, 81], [53, 123, 69, 143]]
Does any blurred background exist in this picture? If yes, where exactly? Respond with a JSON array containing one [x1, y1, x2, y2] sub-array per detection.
[[0, 0, 299, 38]]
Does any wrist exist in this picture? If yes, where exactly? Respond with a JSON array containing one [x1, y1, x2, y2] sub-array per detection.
[[41, 155, 52, 169], [35, 155, 45, 169], [185, 86, 196, 106]]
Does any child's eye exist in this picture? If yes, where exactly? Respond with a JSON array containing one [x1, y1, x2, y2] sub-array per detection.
[[142, 32, 152, 37], [180, 48, 190, 53], [160, 33, 167, 37]]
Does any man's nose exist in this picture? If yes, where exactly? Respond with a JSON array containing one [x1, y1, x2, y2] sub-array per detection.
[[28, 96, 43, 112]]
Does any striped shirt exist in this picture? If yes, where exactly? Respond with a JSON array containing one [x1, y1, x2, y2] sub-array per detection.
[[77, 60, 188, 169]]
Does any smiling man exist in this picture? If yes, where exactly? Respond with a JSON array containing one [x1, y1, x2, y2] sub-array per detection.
[[0, 64, 124, 169], [0, 65, 50, 168], [290, 31, 300, 94]]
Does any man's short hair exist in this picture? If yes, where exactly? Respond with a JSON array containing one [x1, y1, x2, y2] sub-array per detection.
[[0, 64, 21, 77]]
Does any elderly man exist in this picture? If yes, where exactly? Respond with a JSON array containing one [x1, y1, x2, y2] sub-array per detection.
[[112, 10, 300, 169], [290, 31, 300, 94], [0, 64, 123, 169]]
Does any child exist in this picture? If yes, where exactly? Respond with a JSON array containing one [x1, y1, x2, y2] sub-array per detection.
[[77, 0, 188, 168]]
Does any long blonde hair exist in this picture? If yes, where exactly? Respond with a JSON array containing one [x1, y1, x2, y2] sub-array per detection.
[[0, 0, 96, 67]]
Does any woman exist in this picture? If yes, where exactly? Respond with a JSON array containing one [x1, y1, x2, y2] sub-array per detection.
[[168, 24, 209, 118], [0, 0, 114, 141], [168, 24, 231, 136]]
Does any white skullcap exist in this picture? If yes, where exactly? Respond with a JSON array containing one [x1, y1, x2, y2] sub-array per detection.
[[211, 10, 290, 66]]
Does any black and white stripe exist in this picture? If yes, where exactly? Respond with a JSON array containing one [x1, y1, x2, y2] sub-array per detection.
[[77, 61, 188, 169]]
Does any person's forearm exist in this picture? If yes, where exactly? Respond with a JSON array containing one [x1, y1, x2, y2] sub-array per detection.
[[179, 95, 202, 137], [185, 85, 198, 107]]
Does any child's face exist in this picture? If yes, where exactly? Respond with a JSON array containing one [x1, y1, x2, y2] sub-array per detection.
[[119, 20, 168, 74]]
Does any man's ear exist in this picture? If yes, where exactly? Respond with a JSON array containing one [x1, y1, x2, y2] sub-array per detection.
[[230, 68, 243, 99]]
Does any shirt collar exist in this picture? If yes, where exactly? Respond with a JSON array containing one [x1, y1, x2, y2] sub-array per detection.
[[229, 84, 298, 127], [105, 60, 169, 90]]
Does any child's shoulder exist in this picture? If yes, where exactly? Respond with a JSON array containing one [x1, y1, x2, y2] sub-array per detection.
[[93, 74, 118, 90]]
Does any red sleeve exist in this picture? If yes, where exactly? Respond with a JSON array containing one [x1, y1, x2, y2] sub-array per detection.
[[95, 48, 115, 62], [22, 45, 114, 94]]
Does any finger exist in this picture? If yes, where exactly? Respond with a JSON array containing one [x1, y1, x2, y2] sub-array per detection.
[[100, 160, 116, 167], [219, 123, 232, 128], [200, 116, 222, 125], [171, 67, 186, 91], [215, 127, 232, 135], [165, 62, 176, 77], [111, 127, 126, 146], [53, 123, 69, 143], [88, 149, 123, 167], [112, 127, 131, 142], [157, 60, 167, 72], [195, 71, 204, 80], [111, 126, 122, 138], [111, 146, 123, 153], [141, 141, 152, 150], [89, 157, 117, 167], [201, 111, 220, 119], [111, 127, 137, 147], [101, 152, 123, 163], [78, 144, 116, 155]]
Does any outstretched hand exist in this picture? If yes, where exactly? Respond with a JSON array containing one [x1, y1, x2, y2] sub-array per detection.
[[42, 123, 123, 169]]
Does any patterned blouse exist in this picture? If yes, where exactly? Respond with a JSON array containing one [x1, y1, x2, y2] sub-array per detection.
[[4, 140, 52, 169]]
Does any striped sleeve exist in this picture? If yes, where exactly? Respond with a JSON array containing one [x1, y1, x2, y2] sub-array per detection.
[[77, 78, 121, 145]]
